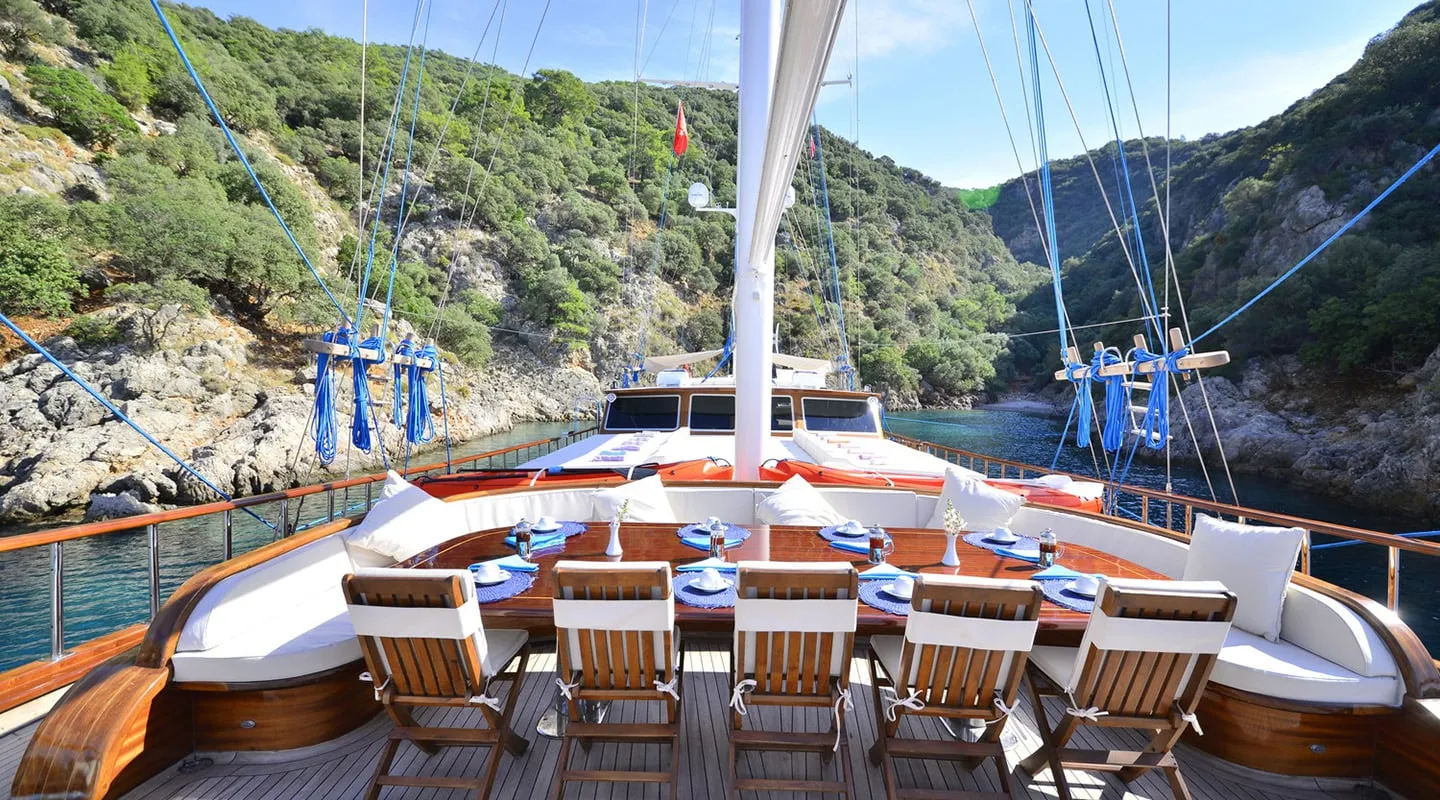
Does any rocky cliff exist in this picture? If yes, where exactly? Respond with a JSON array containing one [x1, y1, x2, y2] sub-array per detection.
[[0, 304, 597, 525]]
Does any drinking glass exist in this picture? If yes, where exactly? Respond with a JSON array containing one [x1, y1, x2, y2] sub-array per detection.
[[868, 527, 895, 565], [514, 518, 533, 561]]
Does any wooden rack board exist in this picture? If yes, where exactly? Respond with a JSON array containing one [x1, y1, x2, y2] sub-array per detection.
[[1053, 327, 1229, 382]]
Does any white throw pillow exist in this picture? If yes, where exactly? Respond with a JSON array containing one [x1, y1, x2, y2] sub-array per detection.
[[925, 467, 1024, 530], [342, 471, 464, 562], [1183, 514, 1304, 642], [592, 474, 679, 523], [756, 475, 847, 526]]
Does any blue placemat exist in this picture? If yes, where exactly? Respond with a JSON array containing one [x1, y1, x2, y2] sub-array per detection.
[[672, 574, 736, 608], [963, 531, 1039, 555], [1036, 578, 1096, 613], [859, 582, 912, 616], [677, 522, 751, 541], [504, 520, 586, 548], [817, 524, 872, 543], [474, 571, 536, 604], [680, 534, 746, 551]]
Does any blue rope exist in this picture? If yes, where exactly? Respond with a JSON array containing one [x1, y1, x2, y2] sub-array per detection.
[[811, 120, 853, 388], [1025, 3, 1070, 361], [406, 344, 437, 445], [311, 330, 342, 465], [1311, 530, 1440, 551], [1071, 361, 1096, 447], [0, 309, 273, 528], [354, 0, 428, 333], [1193, 140, 1440, 346], [380, 1, 434, 344], [350, 335, 384, 455], [148, 0, 350, 327], [392, 338, 414, 427], [1134, 345, 1186, 451], [1082, 0, 1164, 344], [1093, 348, 1127, 453], [1052, 393, 1080, 470]]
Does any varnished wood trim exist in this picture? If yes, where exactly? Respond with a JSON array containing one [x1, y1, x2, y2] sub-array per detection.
[[136, 517, 358, 668], [0, 624, 145, 714], [1375, 697, 1440, 798], [10, 662, 190, 800], [1184, 682, 1394, 778], [187, 660, 379, 752]]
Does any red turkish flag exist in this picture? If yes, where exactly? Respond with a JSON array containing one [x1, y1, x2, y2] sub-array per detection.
[[673, 101, 689, 156]]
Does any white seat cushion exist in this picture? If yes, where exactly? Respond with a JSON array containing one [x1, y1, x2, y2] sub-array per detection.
[[592, 474, 679, 523], [171, 608, 362, 684], [870, 634, 906, 684], [755, 475, 846, 526], [926, 468, 1023, 531], [343, 471, 468, 563], [665, 487, 760, 526], [816, 488, 920, 529], [1184, 515, 1304, 641], [1027, 645, 1078, 689], [179, 536, 355, 653], [1214, 629, 1401, 706], [453, 488, 596, 532], [480, 629, 530, 677]]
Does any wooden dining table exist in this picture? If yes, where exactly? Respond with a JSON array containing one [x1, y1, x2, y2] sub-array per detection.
[[400, 522, 1167, 645]]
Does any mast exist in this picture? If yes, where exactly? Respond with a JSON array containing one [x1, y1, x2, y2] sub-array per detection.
[[733, 0, 781, 481]]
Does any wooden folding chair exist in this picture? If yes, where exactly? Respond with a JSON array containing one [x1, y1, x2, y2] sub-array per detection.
[[729, 561, 860, 798], [550, 561, 683, 800], [342, 567, 532, 800], [1020, 578, 1237, 800], [866, 575, 1043, 799]]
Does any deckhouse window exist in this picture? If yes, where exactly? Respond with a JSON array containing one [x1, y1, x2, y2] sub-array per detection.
[[802, 397, 876, 433], [772, 395, 794, 431], [605, 395, 681, 431], [690, 394, 735, 431]]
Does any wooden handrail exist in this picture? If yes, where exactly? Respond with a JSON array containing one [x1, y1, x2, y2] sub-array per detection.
[[884, 430, 1440, 557], [0, 427, 597, 555]]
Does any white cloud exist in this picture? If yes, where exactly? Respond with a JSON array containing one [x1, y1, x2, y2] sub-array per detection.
[[1168, 35, 1370, 138]]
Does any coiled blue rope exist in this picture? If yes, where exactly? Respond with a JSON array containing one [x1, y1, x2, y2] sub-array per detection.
[[1133, 345, 1186, 451], [311, 329, 343, 465], [392, 339, 413, 427], [1094, 348, 1127, 453], [405, 344, 437, 445], [1068, 361, 1093, 447], [350, 335, 384, 455]]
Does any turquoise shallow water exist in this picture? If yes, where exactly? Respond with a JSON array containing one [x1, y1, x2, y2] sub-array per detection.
[[887, 408, 1440, 650], [2, 412, 1436, 672]]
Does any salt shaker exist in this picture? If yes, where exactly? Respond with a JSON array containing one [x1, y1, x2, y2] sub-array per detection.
[[1038, 527, 1057, 568]]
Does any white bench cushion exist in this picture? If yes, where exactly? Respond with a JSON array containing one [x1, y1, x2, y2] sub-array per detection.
[[1008, 506, 1189, 578], [755, 475, 846, 526], [178, 536, 355, 654], [817, 488, 921, 529], [343, 472, 468, 564], [453, 488, 595, 533], [171, 607, 361, 684], [926, 468, 1023, 531], [1280, 584, 1397, 678], [1184, 515, 1304, 642], [1214, 629, 1402, 707], [666, 487, 759, 526], [593, 474, 679, 522]]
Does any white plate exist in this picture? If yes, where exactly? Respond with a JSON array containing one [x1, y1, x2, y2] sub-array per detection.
[[832, 526, 866, 537], [473, 569, 511, 586], [881, 583, 914, 601], [1064, 579, 1097, 598], [689, 577, 733, 593], [985, 533, 1019, 545], [532, 524, 562, 534]]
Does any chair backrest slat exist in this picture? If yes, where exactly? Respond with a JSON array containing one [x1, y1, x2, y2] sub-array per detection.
[[893, 576, 1042, 713], [1067, 578, 1236, 718], [553, 561, 675, 692], [343, 568, 487, 701], [735, 562, 859, 698]]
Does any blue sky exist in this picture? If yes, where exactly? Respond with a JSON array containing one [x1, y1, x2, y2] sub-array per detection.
[[189, 0, 1421, 188]]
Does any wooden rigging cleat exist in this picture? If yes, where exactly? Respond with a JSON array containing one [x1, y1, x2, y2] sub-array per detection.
[[1053, 328, 1229, 381], [301, 323, 387, 365]]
